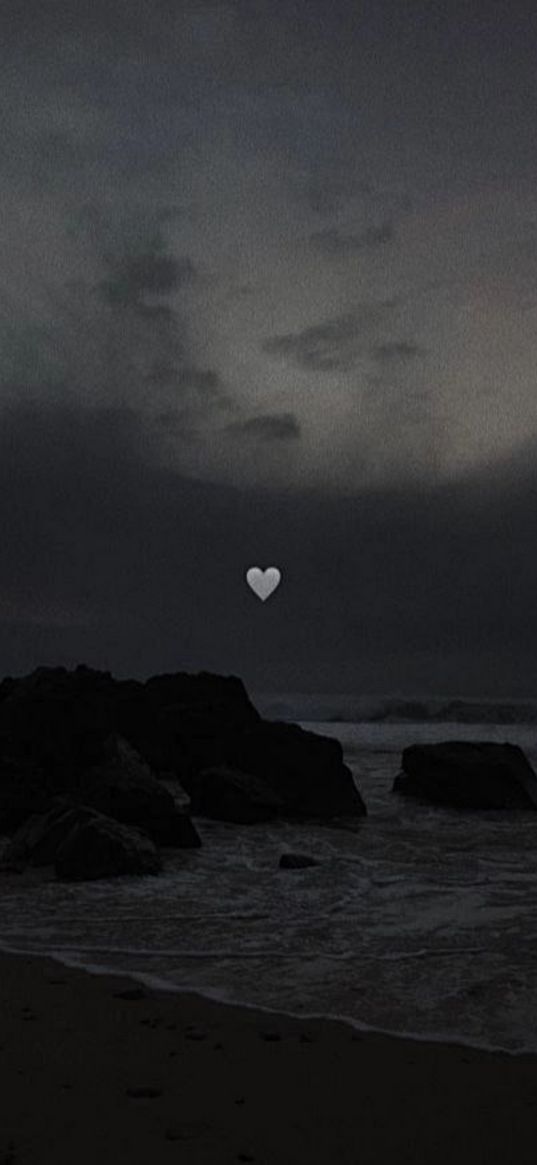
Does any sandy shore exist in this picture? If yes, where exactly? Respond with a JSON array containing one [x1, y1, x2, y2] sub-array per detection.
[[0, 951, 536, 1164]]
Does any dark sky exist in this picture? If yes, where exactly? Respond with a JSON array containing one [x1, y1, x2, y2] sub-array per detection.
[[2, 0, 537, 694]]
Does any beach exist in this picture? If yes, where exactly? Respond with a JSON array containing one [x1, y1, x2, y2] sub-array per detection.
[[1, 950, 537, 1165]]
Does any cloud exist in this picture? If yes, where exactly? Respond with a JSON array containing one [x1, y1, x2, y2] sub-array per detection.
[[2, 393, 537, 694], [370, 340, 425, 363], [0, 205, 231, 442], [309, 221, 395, 255], [226, 412, 301, 441], [262, 303, 397, 371], [98, 251, 197, 307]]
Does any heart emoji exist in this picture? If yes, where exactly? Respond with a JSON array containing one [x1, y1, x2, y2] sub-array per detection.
[[246, 566, 281, 602]]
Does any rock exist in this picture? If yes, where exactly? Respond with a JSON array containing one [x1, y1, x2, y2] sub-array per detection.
[[188, 766, 286, 823], [114, 671, 261, 779], [0, 756, 50, 835], [188, 721, 366, 820], [0, 665, 367, 827], [113, 988, 147, 1000], [74, 734, 201, 848], [54, 812, 162, 881], [393, 741, 537, 809], [0, 665, 116, 780], [126, 1087, 163, 1099], [1, 803, 98, 867], [278, 852, 319, 869]]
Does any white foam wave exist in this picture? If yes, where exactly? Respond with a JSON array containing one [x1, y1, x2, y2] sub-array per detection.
[[0, 941, 532, 1059], [254, 692, 537, 726]]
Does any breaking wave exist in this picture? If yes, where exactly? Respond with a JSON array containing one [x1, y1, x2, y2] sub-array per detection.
[[253, 692, 537, 725]]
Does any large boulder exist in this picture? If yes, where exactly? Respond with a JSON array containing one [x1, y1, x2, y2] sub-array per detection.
[[54, 812, 162, 881], [0, 665, 116, 779], [188, 766, 286, 823], [73, 734, 201, 847], [183, 721, 366, 820], [0, 755, 51, 835], [113, 671, 261, 779], [393, 741, 537, 809], [1, 803, 101, 867], [0, 665, 367, 826]]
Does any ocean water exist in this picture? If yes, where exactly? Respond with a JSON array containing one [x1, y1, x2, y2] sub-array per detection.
[[1, 698, 537, 1056]]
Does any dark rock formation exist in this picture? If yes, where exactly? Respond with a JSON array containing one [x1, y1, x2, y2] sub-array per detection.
[[73, 734, 201, 847], [0, 664, 366, 837], [188, 766, 286, 823], [0, 665, 117, 780], [192, 721, 366, 820], [54, 811, 162, 881], [1, 803, 98, 868], [393, 741, 537, 809], [113, 671, 261, 780], [278, 852, 319, 869], [0, 755, 50, 834]]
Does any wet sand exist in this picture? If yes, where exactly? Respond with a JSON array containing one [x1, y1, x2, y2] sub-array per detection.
[[0, 951, 537, 1163]]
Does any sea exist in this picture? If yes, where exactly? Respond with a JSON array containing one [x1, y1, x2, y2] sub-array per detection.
[[1, 691, 537, 1057]]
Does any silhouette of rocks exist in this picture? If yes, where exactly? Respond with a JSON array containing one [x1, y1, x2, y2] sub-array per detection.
[[188, 766, 286, 823], [0, 665, 116, 780], [54, 811, 162, 881], [0, 755, 50, 835], [0, 665, 366, 846], [73, 734, 201, 847], [1, 803, 99, 868], [188, 721, 366, 820], [393, 741, 537, 809], [278, 852, 319, 869], [113, 671, 260, 780]]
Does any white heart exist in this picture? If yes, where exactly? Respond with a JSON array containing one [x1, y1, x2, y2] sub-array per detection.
[[246, 566, 281, 602]]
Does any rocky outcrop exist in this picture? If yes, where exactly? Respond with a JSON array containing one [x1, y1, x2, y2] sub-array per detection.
[[0, 665, 367, 838], [1, 803, 98, 868], [278, 852, 319, 869], [188, 766, 286, 823], [393, 741, 537, 809], [194, 721, 366, 820], [113, 671, 261, 780], [54, 812, 162, 881], [73, 734, 201, 847], [1, 801, 164, 881], [0, 755, 50, 835]]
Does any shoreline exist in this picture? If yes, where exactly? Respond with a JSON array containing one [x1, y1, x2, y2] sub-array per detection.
[[1, 950, 537, 1163], [1, 940, 533, 1060]]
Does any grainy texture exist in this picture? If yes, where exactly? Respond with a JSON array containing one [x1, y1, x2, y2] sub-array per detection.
[[0, 952, 536, 1164]]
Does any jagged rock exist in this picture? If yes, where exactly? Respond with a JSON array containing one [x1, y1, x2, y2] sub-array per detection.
[[74, 734, 201, 847], [54, 812, 162, 881], [113, 671, 261, 779], [0, 665, 116, 779], [1, 802, 98, 867], [0, 664, 367, 828], [393, 741, 537, 809], [187, 721, 366, 820], [278, 852, 319, 869], [188, 766, 286, 823], [0, 755, 50, 835]]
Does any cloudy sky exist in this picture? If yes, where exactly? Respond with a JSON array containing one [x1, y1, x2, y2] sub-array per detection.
[[2, 0, 537, 694]]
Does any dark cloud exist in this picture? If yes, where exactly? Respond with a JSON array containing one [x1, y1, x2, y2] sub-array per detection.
[[309, 222, 395, 255], [98, 252, 197, 307], [1, 0, 537, 698], [262, 304, 397, 371], [2, 395, 537, 693], [226, 413, 301, 442], [371, 341, 425, 363], [297, 173, 371, 216]]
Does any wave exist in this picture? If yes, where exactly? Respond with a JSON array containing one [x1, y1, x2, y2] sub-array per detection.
[[253, 693, 537, 726], [0, 942, 533, 1058]]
